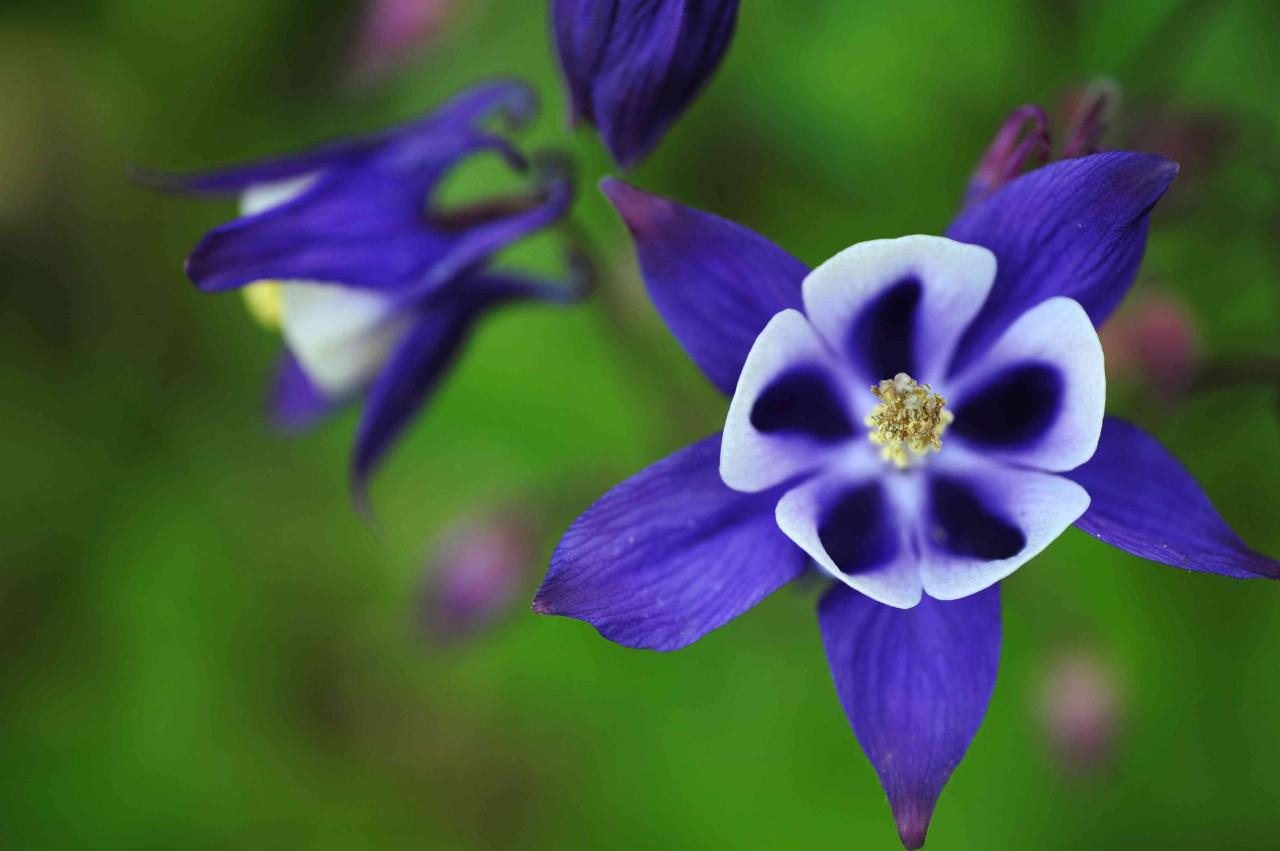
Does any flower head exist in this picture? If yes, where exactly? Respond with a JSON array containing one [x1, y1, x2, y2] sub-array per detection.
[[552, 0, 740, 169], [139, 81, 588, 501], [535, 125, 1279, 847]]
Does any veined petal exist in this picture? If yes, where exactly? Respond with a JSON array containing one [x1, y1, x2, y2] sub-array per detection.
[[721, 310, 859, 493], [819, 584, 1001, 850], [1067, 418, 1280, 579], [947, 297, 1105, 472], [132, 79, 536, 194], [535, 434, 809, 651], [946, 151, 1177, 373], [556, 0, 740, 168], [351, 270, 581, 499], [184, 134, 563, 294], [267, 351, 335, 433], [601, 178, 808, 396], [919, 453, 1090, 601], [801, 235, 996, 386]]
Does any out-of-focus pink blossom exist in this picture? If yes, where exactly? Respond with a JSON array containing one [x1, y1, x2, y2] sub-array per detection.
[[1036, 647, 1124, 776], [347, 0, 454, 87], [418, 503, 541, 644], [1099, 288, 1201, 404]]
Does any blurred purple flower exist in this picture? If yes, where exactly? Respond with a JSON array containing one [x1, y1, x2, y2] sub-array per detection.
[[420, 503, 541, 644], [347, 0, 454, 87], [965, 80, 1119, 209], [1099, 287, 1200, 404], [139, 81, 588, 501], [1036, 647, 1123, 776], [553, 0, 740, 169], [534, 117, 1280, 846]]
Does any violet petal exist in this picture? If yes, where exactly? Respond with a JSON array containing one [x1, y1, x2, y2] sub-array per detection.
[[818, 583, 1001, 850], [535, 434, 809, 651], [1067, 417, 1280, 579], [946, 151, 1177, 374], [601, 177, 807, 396]]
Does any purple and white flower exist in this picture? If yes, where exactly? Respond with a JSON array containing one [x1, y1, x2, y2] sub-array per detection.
[[141, 81, 586, 497], [552, 0, 740, 169], [533, 133, 1279, 845]]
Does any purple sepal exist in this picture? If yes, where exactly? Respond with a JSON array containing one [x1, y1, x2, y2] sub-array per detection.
[[267, 351, 335, 432], [1067, 417, 1280, 579], [819, 584, 1001, 850], [351, 268, 588, 504], [184, 143, 572, 297], [962, 104, 1050, 210], [946, 151, 1177, 374], [132, 80, 536, 194], [553, 0, 740, 168], [534, 434, 809, 651], [601, 178, 807, 396]]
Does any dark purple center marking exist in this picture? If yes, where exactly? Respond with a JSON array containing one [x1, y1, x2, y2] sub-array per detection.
[[750, 365, 855, 442], [952, 363, 1062, 448], [849, 277, 921, 383], [928, 475, 1025, 560], [818, 482, 899, 574]]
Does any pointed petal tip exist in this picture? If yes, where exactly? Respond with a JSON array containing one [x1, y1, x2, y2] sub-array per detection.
[[894, 805, 932, 849], [599, 177, 670, 235]]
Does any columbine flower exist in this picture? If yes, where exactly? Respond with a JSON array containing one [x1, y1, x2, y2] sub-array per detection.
[[139, 81, 586, 498], [534, 142, 1280, 846], [552, 0, 739, 169]]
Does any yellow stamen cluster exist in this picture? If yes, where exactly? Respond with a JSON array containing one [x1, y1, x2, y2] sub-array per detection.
[[865, 372, 954, 469], [241, 281, 284, 331]]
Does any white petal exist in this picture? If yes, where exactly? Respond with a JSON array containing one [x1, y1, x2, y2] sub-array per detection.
[[720, 310, 860, 493], [775, 467, 923, 609], [919, 452, 1090, 600], [239, 174, 319, 216], [802, 235, 997, 385], [947, 296, 1105, 472], [280, 284, 414, 398]]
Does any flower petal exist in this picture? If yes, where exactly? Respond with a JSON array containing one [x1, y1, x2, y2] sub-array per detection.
[[601, 178, 808, 396], [802, 235, 996, 386], [351, 271, 581, 499], [721, 309, 859, 493], [919, 453, 1090, 600], [278, 284, 413, 398], [267, 351, 335, 432], [946, 151, 1177, 373], [534, 434, 809, 651], [947, 297, 1105, 472], [185, 141, 570, 295], [556, 0, 740, 168], [1066, 418, 1280, 579], [818, 583, 1001, 850], [775, 469, 920, 609], [132, 80, 536, 193]]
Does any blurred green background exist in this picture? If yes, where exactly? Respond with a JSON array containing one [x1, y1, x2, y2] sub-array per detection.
[[3, 0, 1280, 848]]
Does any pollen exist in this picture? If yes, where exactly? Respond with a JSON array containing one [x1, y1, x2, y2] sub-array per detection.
[[865, 372, 954, 469], [241, 281, 284, 330]]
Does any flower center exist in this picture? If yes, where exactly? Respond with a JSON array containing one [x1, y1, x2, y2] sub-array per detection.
[[241, 281, 284, 330], [865, 372, 954, 469]]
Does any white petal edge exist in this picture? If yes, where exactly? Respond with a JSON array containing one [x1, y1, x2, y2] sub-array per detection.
[[920, 454, 1091, 600], [720, 309, 858, 494], [802, 235, 997, 385], [775, 468, 923, 609], [948, 296, 1105, 472]]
